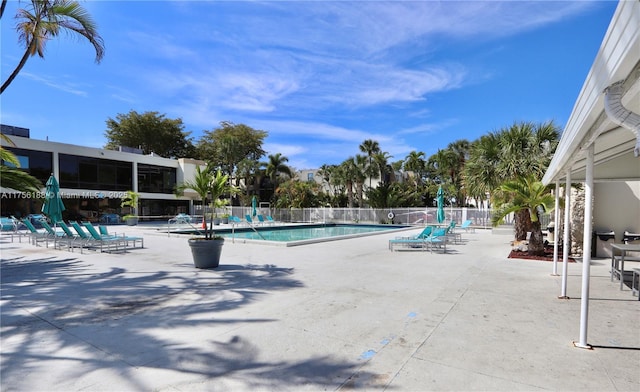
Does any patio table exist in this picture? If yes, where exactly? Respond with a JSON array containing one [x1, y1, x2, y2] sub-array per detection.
[[610, 243, 640, 290]]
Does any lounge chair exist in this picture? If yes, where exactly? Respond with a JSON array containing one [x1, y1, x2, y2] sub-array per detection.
[[82, 222, 128, 252], [389, 226, 434, 251], [459, 220, 475, 233], [70, 221, 124, 253], [98, 225, 144, 249], [266, 215, 278, 224], [39, 220, 70, 248], [257, 215, 271, 225], [228, 215, 245, 225], [56, 221, 93, 253], [0, 217, 20, 242], [424, 227, 448, 253], [21, 218, 51, 246], [245, 215, 257, 225], [446, 221, 461, 244]]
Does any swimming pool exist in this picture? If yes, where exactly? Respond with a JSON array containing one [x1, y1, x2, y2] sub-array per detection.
[[175, 223, 411, 246]]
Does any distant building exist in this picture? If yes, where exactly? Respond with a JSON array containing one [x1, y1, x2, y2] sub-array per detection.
[[1, 126, 205, 221]]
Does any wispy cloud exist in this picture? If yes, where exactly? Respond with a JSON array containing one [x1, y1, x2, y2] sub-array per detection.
[[21, 71, 89, 96]]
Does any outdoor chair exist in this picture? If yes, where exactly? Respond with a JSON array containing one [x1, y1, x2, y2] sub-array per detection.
[[21, 218, 51, 246], [98, 225, 144, 249], [39, 220, 70, 249], [266, 215, 278, 224], [57, 221, 93, 253], [389, 226, 434, 251], [446, 221, 462, 244], [424, 228, 448, 253], [459, 220, 475, 233], [257, 215, 272, 225], [228, 216, 245, 226], [0, 217, 20, 242], [82, 222, 128, 253], [69, 221, 123, 253], [245, 215, 258, 225]]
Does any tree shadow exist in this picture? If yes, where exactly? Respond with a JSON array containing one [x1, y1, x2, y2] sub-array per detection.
[[0, 255, 380, 390]]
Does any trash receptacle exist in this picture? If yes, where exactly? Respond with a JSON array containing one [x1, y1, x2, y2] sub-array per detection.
[[591, 230, 615, 258], [547, 222, 555, 243], [623, 231, 640, 244], [623, 231, 640, 258]]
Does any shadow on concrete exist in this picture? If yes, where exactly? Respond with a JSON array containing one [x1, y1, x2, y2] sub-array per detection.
[[0, 255, 379, 390]]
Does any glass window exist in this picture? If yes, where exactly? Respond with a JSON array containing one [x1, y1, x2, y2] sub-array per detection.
[[138, 164, 176, 194], [2, 147, 52, 184], [307, 172, 314, 182], [59, 154, 132, 190]]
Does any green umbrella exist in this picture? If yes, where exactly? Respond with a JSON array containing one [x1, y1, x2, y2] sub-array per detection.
[[41, 174, 65, 224], [251, 195, 258, 217], [436, 185, 445, 224]]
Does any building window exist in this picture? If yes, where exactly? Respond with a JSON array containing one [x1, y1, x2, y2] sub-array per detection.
[[137, 164, 176, 194], [59, 154, 132, 190], [307, 172, 314, 182], [2, 147, 52, 184]]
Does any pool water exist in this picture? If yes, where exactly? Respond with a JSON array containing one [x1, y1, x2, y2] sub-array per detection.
[[220, 223, 409, 245]]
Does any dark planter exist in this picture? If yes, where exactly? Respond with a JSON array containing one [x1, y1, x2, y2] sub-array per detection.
[[213, 218, 221, 226], [188, 238, 224, 269], [221, 217, 229, 224]]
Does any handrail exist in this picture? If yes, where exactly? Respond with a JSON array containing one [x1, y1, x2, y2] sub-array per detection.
[[167, 218, 204, 237]]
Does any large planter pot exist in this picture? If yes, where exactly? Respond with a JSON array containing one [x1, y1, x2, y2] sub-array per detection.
[[125, 217, 139, 226], [188, 238, 224, 269], [213, 218, 221, 226]]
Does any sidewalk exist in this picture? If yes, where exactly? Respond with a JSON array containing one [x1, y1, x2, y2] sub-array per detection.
[[1, 227, 638, 391]]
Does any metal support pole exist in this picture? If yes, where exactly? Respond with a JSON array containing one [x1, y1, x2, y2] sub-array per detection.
[[552, 180, 560, 275], [560, 171, 571, 299], [576, 144, 594, 349]]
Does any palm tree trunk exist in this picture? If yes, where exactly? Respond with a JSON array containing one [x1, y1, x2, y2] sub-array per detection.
[[528, 221, 545, 256], [514, 210, 530, 241], [1, 43, 33, 94]]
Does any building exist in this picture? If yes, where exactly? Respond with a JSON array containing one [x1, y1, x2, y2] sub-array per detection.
[[541, 0, 639, 349], [1, 125, 205, 222]]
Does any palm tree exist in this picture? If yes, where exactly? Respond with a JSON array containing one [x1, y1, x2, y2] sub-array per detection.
[[373, 151, 393, 185], [353, 155, 368, 205], [359, 139, 380, 188], [491, 176, 555, 256], [404, 150, 426, 187], [263, 153, 293, 202], [340, 157, 359, 208], [175, 166, 238, 239], [2, 0, 105, 94], [0, 134, 43, 193], [464, 133, 501, 207], [463, 121, 559, 240]]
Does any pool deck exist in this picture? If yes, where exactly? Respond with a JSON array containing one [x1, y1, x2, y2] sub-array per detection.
[[1, 226, 638, 391]]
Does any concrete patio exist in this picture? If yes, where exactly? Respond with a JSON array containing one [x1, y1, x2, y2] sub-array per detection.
[[1, 226, 638, 391]]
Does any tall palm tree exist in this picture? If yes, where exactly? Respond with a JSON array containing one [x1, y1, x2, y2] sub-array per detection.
[[2, 0, 105, 94], [373, 151, 393, 185], [464, 133, 501, 207], [263, 153, 293, 200], [491, 176, 555, 256], [340, 157, 360, 208], [404, 150, 426, 187], [359, 139, 380, 188], [464, 121, 559, 240], [353, 155, 368, 205]]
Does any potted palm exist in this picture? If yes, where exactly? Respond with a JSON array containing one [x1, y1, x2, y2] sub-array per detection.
[[120, 190, 140, 226], [176, 166, 238, 268]]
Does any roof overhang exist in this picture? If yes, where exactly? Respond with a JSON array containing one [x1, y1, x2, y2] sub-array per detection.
[[542, 0, 640, 185]]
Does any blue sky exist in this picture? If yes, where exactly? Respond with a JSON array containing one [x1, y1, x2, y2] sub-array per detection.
[[1, 1, 618, 170]]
